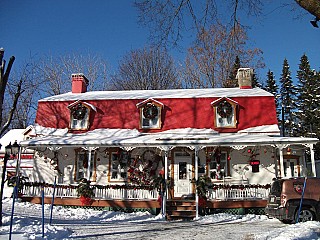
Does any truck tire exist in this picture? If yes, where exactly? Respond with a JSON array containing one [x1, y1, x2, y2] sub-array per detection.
[[295, 207, 316, 222]]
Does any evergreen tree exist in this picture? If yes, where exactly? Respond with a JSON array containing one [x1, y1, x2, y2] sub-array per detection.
[[296, 54, 320, 139], [279, 58, 297, 137], [251, 72, 262, 88], [224, 56, 240, 88], [265, 70, 280, 122]]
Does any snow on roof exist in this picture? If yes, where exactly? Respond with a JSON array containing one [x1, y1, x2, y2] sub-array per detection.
[[238, 125, 280, 135], [34, 124, 69, 136], [0, 129, 26, 151], [39, 87, 274, 102], [67, 100, 97, 112], [136, 98, 164, 108], [211, 97, 239, 106], [20, 127, 318, 148]]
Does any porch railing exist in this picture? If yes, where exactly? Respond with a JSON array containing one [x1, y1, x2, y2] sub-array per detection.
[[206, 184, 271, 200], [21, 183, 158, 200], [21, 182, 270, 201]]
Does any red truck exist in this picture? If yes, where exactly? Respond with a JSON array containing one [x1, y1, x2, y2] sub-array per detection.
[[265, 177, 320, 223]]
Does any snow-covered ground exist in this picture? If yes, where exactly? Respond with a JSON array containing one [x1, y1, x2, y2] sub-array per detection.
[[0, 198, 320, 239]]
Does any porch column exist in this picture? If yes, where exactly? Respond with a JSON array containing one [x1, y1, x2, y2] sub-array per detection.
[[194, 146, 199, 219], [87, 150, 92, 180], [276, 145, 288, 178], [163, 150, 168, 217], [302, 151, 307, 176], [310, 144, 317, 177], [272, 148, 279, 178]]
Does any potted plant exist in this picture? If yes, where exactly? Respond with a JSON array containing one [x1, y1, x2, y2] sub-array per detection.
[[191, 175, 211, 210], [77, 178, 95, 206], [7, 175, 29, 197]]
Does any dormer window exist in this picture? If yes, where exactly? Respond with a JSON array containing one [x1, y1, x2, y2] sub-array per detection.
[[68, 101, 96, 130], [136, 98, 163, 129], [211, 98, 238, 128]]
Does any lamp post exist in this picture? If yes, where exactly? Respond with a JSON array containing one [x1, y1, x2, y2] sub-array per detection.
[[0, 141, 20, 226]]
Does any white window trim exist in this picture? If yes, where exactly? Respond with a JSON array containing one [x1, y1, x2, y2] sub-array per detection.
[[139, 103, 162, 129], [109, 152, 127, 181], [211, 99, 237, 128], [209, 151, 228, 180], [75, 150, 95, 182]]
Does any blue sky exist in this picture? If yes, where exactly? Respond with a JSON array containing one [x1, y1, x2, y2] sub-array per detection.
[[1, 0, 320, 84]]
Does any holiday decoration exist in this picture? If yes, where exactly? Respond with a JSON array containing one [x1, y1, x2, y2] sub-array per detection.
[[127, 152, 161, 186], [25, 181, 156, 191], [72, 103, 87, 120], [245, 147, 260, 173], [217, 100, 233, 118], [77, 178, 94, 206], [143, 103, 158, 119]]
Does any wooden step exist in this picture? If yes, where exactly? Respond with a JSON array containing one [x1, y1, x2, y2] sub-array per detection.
[[166, 200, 196, 221]]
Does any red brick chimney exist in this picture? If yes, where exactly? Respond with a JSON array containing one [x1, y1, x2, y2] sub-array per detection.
[[71, 73, 89, 93], [236, 68, 253, 89]]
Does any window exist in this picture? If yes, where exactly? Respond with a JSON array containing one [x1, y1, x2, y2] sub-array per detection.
[[209, 151, 228, 180], [211, 98, 237, 128], [179, 162, 187, 179], [70, 103, 90, 130], [75, 150, 96, 181], [110, 151, 129, 181], [137, 99, 163, 129], [68, 101, 96, 130], [141, 103, 161, 129]]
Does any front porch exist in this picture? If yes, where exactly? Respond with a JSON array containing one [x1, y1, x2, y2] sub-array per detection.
[[18, 181, 270, 219], [12, 128, 318, 220]]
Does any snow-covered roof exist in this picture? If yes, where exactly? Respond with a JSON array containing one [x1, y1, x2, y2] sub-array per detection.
[[20, 127, 317, 148], [0, 129, 26, 151], [0, 128, 34, 153], [39, 87, 274, 102], [67, 100, 97, 112]]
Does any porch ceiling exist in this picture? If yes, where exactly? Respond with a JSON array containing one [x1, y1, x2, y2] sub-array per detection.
[[19, 128, 318, 149]]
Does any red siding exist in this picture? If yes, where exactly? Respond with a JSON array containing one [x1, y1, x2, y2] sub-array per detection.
[[35, 96, 278, 133]]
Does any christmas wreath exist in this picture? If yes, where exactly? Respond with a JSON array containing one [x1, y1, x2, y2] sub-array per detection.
[[217, 100, 233, 118], [143, 104, 158, 119], [72, 103, 87, 120]]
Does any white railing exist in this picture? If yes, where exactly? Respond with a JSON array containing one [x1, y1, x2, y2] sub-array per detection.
[[207, 185, 270, 200], [22, 184, 158, 200], [21, 183, 270, 201]]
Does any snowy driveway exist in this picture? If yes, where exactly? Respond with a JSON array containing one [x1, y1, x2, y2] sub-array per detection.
[[60, 217, 284, 240], [1, 199, 320, 239]]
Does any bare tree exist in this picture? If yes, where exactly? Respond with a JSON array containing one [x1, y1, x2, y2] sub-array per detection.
[[0, 48, 24, 137], [2, 52, 110, 129], [6, 56, 41, 129], [0, 48, 24, 227], [38, 52, 109, 96], [183, 22, 264, 88], [111, 47, 181, 90], [295, 0, 320, 20], [134, 0, 263, 47]]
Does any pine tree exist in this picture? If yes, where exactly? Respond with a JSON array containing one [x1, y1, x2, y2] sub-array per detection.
[[279, 58, 297, 137], [251, 72, 262, 88], [224, 56, 240, 88], [265, 70, 280, 122], [296, 54, 320, 138]]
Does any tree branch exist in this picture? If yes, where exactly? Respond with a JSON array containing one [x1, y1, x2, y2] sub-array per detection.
[[0, 78, 24, 136], [295, 0, 320, 19]]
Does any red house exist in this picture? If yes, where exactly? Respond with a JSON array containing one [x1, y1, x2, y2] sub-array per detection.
[[17, 68, 317, 220]]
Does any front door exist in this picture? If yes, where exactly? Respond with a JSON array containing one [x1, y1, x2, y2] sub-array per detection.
[[173, 155, 192, 197]]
